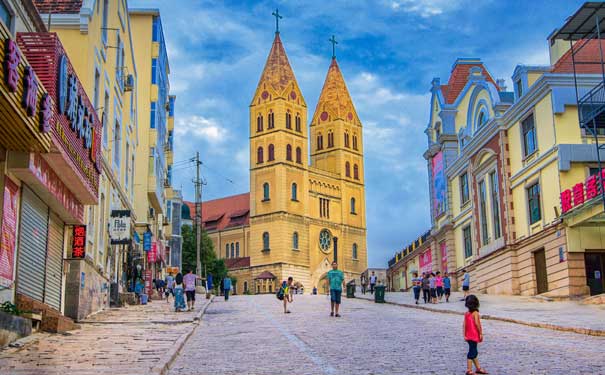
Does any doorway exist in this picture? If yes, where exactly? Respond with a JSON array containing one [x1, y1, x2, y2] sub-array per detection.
[[534, 249, 548, 294], [585, 252, 605, 296]]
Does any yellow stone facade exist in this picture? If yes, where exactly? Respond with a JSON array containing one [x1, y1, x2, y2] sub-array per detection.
[[205, 32, 367, 293]]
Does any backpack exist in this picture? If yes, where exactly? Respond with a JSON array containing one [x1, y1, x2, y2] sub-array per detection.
[[276, 287, 284, 300]]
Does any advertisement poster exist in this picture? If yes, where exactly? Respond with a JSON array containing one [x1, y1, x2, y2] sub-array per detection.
[[419, 249, 432, 274], [432, 152, 446, 217], [0, 178, 19, 286], [440, 242, 448, 274], [147, 241, 157, 263], [110, 210, 131, 244], [144, 269, 153, 295]]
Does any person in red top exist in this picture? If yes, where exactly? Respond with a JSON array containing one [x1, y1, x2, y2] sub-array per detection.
[[463, 295, 488, 375]]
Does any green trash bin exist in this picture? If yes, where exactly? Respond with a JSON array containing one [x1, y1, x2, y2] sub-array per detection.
[[346, 283, 355, 298], [374, 285, 386, 303]]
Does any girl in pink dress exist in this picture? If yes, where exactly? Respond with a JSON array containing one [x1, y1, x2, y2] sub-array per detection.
[[463, 295, 488, 375]]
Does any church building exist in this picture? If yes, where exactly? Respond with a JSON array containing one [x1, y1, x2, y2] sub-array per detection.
[[186, 26, 367, 294]]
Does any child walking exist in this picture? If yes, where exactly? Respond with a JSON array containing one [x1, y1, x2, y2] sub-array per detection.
[[463, 295, 488, 375]]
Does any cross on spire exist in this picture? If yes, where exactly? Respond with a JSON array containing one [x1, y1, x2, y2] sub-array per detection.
[[329, 35, 338, 59], [272, 8, 282, 33]]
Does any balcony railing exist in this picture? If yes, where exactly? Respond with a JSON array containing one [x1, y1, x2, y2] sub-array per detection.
[[579, 80, 605, 129]]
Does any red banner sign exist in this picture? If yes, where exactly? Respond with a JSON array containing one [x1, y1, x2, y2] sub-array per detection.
[[147, 241, 157, 263], [561, 170, 605, 214], [440, 242, 448, 274], [419, 249, 432, 274], [0, 178, 19, 286], [72, 225, 86, 258], [144, 269, 153, 295]]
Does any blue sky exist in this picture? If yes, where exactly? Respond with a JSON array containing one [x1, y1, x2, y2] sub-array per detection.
[[130, 0, 585, 267]]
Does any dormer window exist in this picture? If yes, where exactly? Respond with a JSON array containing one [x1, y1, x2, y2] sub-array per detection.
[[515, 79, 523, 98]]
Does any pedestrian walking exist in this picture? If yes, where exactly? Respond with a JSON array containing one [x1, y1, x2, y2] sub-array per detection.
[[421, 272, 430, 303], [463, 295, 488, 375], [460, 269, 470, 301], [411, 272, 422, 305], [223, 276, 232, 301], [429, 272, 437, 304], [360, 273, 367, 295], [369, 271, 377, 294], [443, 272, 452, 302], [174, 272, 186, 312], [327, 261, 345, 317], [183, 269, 199, 311], [164, 273, 174, 303], [435, 271, 444, 302]]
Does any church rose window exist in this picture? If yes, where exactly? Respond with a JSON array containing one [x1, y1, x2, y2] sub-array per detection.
[[319, 229, 331, 252]]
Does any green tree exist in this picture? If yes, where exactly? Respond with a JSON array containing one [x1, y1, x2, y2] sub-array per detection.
[[181, 224, 227, 285]]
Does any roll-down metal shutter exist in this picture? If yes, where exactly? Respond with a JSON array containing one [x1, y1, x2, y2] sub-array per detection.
[[44, 212, 64, 310], [16, 186, 49, 302]]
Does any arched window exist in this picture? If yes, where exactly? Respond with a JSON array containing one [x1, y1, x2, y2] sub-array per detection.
[[257, 146, 264, 163], [236, 242, 240, 257], [296, 147, 302, 164], [352, 134, 358, 150], [263, 232, 270, 250], [257, 114, 263, 132], [225, 244, 229, 258], [350, 197, 356, 214], [291, 182, 297, 201], [286, 111, 292, 129], [230, 243, 235, 258], [317, 133, 323, 150], [344, 132, 350, 148], [476, 108, 488, 131], [353, 164, 359, 180], [268, 110, 274, 129], [286, 144, 292, 161], [345, 162, 351, 177], [244, 281, 248, 293], [292, 232, 299, 250], [352, 243, 358, 259], [263, 182, 270, 201], [295, 114, 301, 132], [327, 130, 334, 148], [268, 144, 275, 161]]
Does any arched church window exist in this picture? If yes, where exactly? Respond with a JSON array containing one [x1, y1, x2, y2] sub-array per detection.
[[263, 183, 270, 201], [263, 232, 270, 250], [295, 114, 301, 132], [352, 243, 358, 259], [344, 132, 350, 148], [317, 133, 323, 150], [292, 232, 299, 250], [352, 134, 358, 150], [328, 130, 334, 148], [286, 144, 293, 161], [351, 197, 356, 214], [296, 147, 302, 164], [353, 164, 359, 180], [291, 183, 297, 201], [268, 144, 275, 161], [286, 111, 292, 129], [257, 146, 264, 164], [257, 114, 263, 132], [268, 110, 275, 129], [345, 162, 351, 177]]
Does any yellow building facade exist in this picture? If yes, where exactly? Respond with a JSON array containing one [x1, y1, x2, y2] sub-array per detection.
[[198, 31, 367, 293]]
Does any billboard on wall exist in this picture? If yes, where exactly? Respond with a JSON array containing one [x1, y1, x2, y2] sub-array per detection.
[[440, 242, 448, 273], [432, 152, 446, 218], [110, 210, 131, 244], [419, 249, 432, 274], [0, 178, 19, 287]]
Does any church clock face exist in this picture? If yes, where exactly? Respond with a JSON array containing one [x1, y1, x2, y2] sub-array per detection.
[[319, 229, 332, 252]]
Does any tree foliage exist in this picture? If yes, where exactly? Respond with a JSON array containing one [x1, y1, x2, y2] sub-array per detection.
[[181, 224, 228, 285]]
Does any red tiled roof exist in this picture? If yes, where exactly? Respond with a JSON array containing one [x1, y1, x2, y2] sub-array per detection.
[[255, 271, 276, 280], [552, 39, 605, 74], [441, 60, 498, 104], [184, 192, 250, 231], [224, 257, 251, 270], [34, 0, 83, 14]]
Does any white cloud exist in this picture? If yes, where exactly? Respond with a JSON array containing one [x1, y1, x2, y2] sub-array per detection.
[[389, 0, 466, 18], [175, 115, 228, 142]]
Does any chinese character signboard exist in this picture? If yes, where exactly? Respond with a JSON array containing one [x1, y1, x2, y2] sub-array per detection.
[[143, 231, 152, 251], [432, 152, 446, 218], [560, 169, 605, 214], [419, 249, 432, 274], [72, 225, 86, 258], [0, 178, 19, 287], [147, 241, 157, 263], [144, 269, 153, 295], [110, 210, 131, 244]]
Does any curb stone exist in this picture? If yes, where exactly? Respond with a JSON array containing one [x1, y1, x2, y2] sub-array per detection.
[[151, 296, 214, 375], [359, 297, 605, 337]]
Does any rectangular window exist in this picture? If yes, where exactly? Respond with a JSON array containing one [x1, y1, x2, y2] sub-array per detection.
[[479, 180, 489, 245], [150, 102, 157, 129], [463, 225, 472, 259], [527, 182, 541, 225], [102, 0, 109, 44], [490, 171, 501, 239], [522, 114, 536, 157], [98, 193, 105, 259], [152, 16, 160, 42], [460, 172, 469, 205], [151, 58, 158, 84], [130, 155, 135, 197], [125, 142, 129, 189], [103, 92, 109, 147], [113, 121, 121, 168], [93, 70, 101, 110]]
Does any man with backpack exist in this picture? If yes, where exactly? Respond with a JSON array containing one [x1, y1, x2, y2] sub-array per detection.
[[277, 277, 293, 313]]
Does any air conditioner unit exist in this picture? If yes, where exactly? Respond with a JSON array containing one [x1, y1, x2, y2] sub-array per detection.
[[124, 74, 134, 92]]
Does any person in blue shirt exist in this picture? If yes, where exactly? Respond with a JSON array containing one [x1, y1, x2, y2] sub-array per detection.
[[327, 261, 346, 317], [443, 272, 452, 303], [223, 276, 232, 301], [461, 269, 471, 301]]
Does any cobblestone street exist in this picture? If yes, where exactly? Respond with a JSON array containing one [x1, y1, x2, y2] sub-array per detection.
[[170, 295, 605, 375]]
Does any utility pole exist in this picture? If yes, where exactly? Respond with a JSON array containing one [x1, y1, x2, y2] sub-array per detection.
[[195, 152, 202, 277]]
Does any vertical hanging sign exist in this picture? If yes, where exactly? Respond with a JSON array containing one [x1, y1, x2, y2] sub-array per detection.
[[72, 225, 87, 258], [0, 178, 19, 287]]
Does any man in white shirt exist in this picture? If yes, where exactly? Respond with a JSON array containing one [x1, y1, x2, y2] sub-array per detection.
[[369, 271, 377, 295]]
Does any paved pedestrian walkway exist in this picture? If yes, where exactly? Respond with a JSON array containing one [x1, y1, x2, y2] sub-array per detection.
[[357, 290, 605, 335], [168, 294, 605, 375], [0, 294, 211, 375]]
